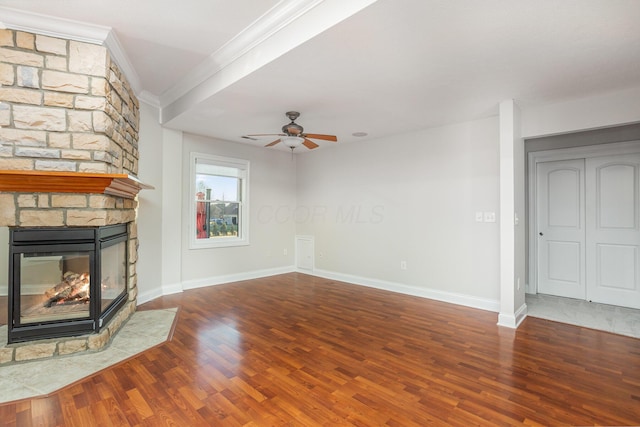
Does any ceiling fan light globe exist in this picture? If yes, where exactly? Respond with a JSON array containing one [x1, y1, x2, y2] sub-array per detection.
[[282, 136, 304, 148]]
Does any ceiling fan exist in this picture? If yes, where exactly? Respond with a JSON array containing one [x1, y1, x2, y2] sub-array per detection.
[[243, 111, 337, 151]]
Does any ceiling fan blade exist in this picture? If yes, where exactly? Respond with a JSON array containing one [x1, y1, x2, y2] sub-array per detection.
[[247, 133, 285, 137], [265, 139, 281, 147], [303, 133, 337, 142], [302, 138, 319, 149]]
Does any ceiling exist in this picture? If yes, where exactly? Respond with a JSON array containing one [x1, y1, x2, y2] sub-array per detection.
[[1, 0, 640, 152]]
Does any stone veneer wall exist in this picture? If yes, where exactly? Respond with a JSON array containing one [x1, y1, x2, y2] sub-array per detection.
[[0, 29, 141, 363], [0, 29, 139, 175]]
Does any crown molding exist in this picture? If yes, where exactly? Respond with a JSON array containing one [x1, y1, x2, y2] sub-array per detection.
[[138, 90, 161, 109], [0, 6, 143, 97], [160, 0, 378, 124], [0, 6, 109, 44], [103, 30, 142, 95], [159, 0, 324, 108]]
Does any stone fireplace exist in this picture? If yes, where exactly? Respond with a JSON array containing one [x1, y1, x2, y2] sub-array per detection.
[[0, 29, 150, 363]]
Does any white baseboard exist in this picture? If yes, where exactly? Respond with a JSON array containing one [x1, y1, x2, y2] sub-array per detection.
[[135, 266, 295, 306], [310, 268, 500, 313], [497, 302, 528, 328], [181, 266, 295, 291], [137, 287, 165, 305], [136, 267, 505, 319], [161, 282, 184, 296], [515, 302, 528, 325]]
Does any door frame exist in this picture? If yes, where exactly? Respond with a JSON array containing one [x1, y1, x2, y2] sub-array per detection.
[[527, 140, 640, 295]]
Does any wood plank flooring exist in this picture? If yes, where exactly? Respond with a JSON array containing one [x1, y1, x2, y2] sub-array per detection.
[[1, 272, 639, 426]]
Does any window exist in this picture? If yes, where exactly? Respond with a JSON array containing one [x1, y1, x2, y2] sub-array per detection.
[[190, 152, 249, 248]]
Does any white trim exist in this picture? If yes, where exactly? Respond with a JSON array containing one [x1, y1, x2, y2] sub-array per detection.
[[138, 91, 160, 109], [497, 302, 527, 328], [527, 139, 640, 295], [160, 0, 324, 108], [103, 30, 142, 95], [182, 266, 295, 290], [189, 152, 250, 250], [161, 282, 184, 296], [528, 139, 640, 163], [137, 287, 165, 305], [0, 6, 110, 44], [311, 269, 500, 313], [137, 267, 501, 314], [160, 0, 378, 124]]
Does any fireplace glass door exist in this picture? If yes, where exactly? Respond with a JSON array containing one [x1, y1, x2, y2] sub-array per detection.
[[100, 240, 126, 313], [8, 224, 129, 343], [19, 251, 93, 324]]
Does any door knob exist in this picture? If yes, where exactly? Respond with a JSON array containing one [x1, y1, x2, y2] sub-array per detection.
[[539, 232, 544, 236]]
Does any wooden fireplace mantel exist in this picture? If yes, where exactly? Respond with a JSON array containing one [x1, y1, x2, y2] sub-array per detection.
[[0, 170, 154, 199]]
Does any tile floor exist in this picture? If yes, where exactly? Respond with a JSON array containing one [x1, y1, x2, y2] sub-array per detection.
[[0, 308, 177, 404], [526, 293, 640, 339]]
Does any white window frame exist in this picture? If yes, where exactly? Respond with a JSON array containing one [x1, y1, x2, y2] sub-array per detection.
[[189, 152, 250, 249]]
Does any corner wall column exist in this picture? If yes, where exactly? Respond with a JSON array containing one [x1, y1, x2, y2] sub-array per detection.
[[498, 99, 527, 328]]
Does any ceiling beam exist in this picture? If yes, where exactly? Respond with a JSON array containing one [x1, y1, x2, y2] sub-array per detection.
[[160, 0, 379, 125]]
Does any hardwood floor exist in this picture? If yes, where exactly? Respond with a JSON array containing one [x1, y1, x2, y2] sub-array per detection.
[[1, 272, 639, 426]]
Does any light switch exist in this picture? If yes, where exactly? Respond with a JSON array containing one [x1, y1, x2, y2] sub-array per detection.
[[475, 212, 484, 222], [484, 212, 496, 223]]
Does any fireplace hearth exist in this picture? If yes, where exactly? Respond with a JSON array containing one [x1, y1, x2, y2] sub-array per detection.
[[8, 224, 128, 344]]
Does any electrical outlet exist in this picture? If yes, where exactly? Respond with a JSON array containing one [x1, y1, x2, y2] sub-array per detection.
[[400, 260, 407, 270], [283, 248, 287, 255]]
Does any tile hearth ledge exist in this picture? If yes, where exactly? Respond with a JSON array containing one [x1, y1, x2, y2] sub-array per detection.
[[0, 170, 153, 199]]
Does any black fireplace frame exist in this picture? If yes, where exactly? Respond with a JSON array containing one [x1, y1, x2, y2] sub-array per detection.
[[7, 223, 129, 344]]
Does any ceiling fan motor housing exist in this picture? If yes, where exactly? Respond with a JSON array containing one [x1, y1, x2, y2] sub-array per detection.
[[283, 111, 303, 135], [282, 122, 303, 135]]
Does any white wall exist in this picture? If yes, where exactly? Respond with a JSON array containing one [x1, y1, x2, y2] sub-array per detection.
[[179, 133, 297, 288], [136, 102, 164, 302], [521, 86, 640, 138], [133, 86, 640, 315], [295, 117, 501, 308], [160, 129, 183, 296]]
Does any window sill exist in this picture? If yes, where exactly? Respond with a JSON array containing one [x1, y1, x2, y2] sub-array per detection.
[[189, 238, 249, 249]]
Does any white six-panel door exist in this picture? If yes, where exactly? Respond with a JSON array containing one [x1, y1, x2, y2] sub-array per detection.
[[536, 154, 640, 309], [585, 154, 640, 309], [536, 159, 586, 299]]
